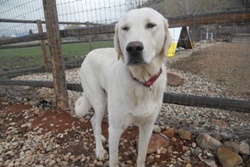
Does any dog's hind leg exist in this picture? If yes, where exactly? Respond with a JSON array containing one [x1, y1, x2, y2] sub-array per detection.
[[79, 59, 109, 160], [88, 89, 107, 160]]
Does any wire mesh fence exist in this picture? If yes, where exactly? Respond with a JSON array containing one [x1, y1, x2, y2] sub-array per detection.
[[1, 1, 250, 167], [0, 0, 250, 111]]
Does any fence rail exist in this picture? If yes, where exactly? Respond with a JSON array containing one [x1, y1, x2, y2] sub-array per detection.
[[0, 79, 249, 113], [0, 58, 84, 79], [0, 18, 101, 26]]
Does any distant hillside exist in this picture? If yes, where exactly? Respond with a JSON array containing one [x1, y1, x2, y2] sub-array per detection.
[[143, 0, 246, 17]]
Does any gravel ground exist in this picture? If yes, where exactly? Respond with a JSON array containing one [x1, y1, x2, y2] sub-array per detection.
[[170, 42, 250, 100], [1, 42, 250, 167]]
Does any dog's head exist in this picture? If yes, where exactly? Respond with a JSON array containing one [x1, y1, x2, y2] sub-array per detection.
[[114, 8, 172, 66]]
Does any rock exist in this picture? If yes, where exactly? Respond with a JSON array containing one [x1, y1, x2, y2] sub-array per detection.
[[177, 157, 183, 162], [69, 155, 75, 160], [167, 72, 185, 86], [239, 141, 250, 155], [191, 142, 197, 148], [181, 155, 191, 163], [155, 154, 160, 158], [233, 128, 250, 139], [48, 160, 56, 166], [193, 147, 202, 156], [156, 148, 161, 154], [9, 122, 16, 126], [26, 123, 32, 128], [95, 161, 103, 166], [60, 161, 68, 166], [224, 141, 240, 153], [8, 161, 14, 167], [153, 125, 161, 133], [34, 108, 40, 115], [182, 146, 189, 152], [220, 131, 233, 140], [167, 146, 173, 154], [46, 144, 53, 152], [217, 147, 243, 167], [178, 129, 191, 140], [246, 158, 250, 167], [211, 119, 229, 129], [89, 163, 95, 167], [126, 160, 132, 164], [136, 134, 170, 154], [162, 128, 175, 138], [14, 161, 20, 167], [147, 155, 154, 163], [196, 133, 222, 151], [161, 148, 167, 154], [3, 160, 10, 166], [198, 153, 216, 166], [64, 154, 70, 162], [24, 156, 33, 164], [184, 150, 191, 156]]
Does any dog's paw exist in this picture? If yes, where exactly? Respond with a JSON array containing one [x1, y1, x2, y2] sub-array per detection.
[[96, 148, 107, 160]]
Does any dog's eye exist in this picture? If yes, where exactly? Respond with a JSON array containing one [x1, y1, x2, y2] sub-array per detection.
[[122, 26, 129, 31], [146, 23, 156, 29]]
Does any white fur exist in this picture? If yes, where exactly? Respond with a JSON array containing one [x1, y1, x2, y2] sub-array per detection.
[[75, 8, 172, 167]]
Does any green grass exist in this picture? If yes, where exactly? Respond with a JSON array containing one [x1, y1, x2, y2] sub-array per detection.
[[62, 40, 113, 58], [0, 40, 113, 71]]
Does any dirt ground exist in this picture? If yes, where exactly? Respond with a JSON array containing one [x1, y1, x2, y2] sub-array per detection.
[[170, 42, 250, 100], [0, 95, 205, 166]]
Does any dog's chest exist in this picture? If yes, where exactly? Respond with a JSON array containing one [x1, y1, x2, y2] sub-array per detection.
[[108, 62, 165, 124], [126, 86, 161, 119]]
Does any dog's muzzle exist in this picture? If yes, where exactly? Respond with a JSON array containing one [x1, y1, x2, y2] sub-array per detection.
[[126, 41, 145, 65]]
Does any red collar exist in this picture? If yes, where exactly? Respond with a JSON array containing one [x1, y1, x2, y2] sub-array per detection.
[[130, 68, 162, 88]]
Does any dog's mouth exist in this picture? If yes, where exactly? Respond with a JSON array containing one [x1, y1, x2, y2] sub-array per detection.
[[127, 54, 146, 65]]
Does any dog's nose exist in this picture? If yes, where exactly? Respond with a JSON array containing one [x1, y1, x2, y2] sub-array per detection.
[[126, 41, 144, 55]]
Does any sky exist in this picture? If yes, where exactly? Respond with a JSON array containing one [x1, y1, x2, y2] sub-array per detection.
[[0, 0, 134, 37]]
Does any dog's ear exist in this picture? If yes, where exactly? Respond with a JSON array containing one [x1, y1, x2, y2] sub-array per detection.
[[114, 23, 122, 59], [161, 19, 172, 57]]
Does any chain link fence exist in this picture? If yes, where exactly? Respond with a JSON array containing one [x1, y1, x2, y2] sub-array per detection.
[[0, 0, 249, 111]]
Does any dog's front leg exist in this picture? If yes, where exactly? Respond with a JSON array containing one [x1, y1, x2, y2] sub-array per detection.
[[108, 126, 123, 167], [91, 112, 107, 160], [137, 120, 155, 167]]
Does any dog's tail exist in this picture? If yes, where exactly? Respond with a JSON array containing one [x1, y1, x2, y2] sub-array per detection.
[[75, 94, 91, 117]]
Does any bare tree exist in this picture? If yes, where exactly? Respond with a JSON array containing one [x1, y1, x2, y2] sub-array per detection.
[[126, 0, 150, 11], [176, 0, 203, 15]]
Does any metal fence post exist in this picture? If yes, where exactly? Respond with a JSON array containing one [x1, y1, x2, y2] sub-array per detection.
[[42, 0, 69, 109]]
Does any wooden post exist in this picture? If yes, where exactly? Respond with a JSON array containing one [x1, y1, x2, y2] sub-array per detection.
[[37, 20, 50, 71], [88, 35, 92, 51], [86, 22, 92, 51], [42, 0, 69, 109]]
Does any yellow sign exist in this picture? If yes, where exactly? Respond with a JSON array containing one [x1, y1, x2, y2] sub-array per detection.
[[167, 42, 178, 57]]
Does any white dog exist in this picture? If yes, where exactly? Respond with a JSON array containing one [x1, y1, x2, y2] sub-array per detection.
[[75, 8, 172, 167]]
